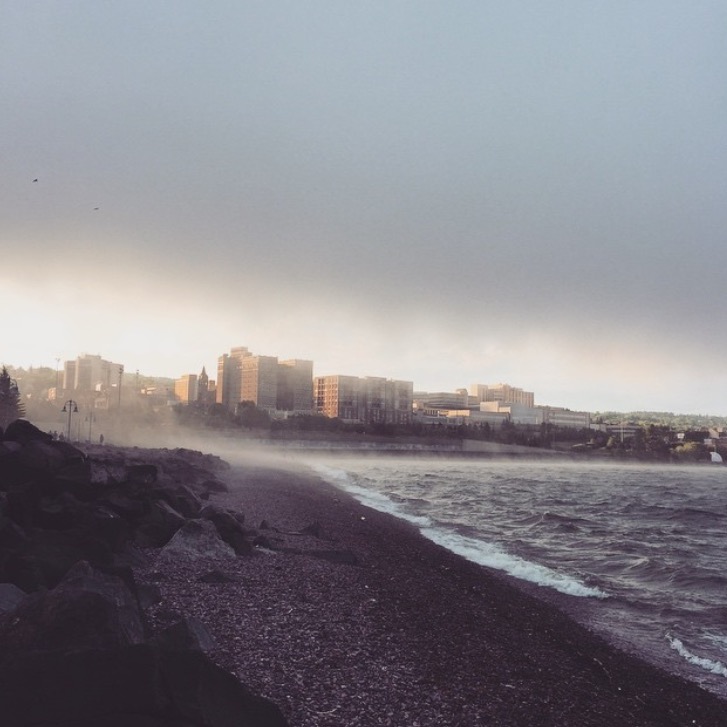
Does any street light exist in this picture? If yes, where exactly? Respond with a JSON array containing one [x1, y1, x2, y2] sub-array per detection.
[[62, 400, 78, 441]]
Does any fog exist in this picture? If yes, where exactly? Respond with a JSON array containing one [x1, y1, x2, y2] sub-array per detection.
[[3, 3, 726, 414]]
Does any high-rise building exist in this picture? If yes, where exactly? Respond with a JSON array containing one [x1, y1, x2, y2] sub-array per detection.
[[215, 347, 314, 414], [241, 355, 279, 411], [216, 347, 250, 409]]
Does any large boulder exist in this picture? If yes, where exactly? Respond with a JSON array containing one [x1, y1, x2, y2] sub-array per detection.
[[153, 483, 203, 519], [158, 519, 236, 562], [150, 614, 218, 653], [135, 498, 188, 548], [200, 504, 252, 555], [2, 420, 52, 445], [0, 644, 289, 727], [0, 561, 287, 727], [0, 561, 145, 656]]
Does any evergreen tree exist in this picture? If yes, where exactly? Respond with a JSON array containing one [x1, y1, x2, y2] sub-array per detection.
[[0, 366, 25, 430]]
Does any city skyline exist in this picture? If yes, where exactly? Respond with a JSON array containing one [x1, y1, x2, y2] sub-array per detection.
[[3, 3, 726, 416], [3, 346, 719, 419]]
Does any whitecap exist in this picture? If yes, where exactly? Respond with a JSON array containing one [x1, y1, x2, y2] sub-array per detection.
[[667, 636, 727, 677], [420, 527, 608, 599], [313, 463, 607, 599]]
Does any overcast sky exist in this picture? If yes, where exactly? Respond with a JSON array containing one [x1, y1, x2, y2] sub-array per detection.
[[2, 2, 726, 414]]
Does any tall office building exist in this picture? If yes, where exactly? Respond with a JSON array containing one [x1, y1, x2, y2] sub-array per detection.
[[241, 355, 279, 411], [216, 347, 250, 410], [215, 347, 314, 414]]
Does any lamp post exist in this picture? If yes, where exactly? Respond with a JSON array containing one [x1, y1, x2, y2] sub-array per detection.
[[62, 400, 78, 441]]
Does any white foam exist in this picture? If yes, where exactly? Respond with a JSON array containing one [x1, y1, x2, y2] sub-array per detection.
[[312, 464, 433, 528], [667, 636, 727, 678], [313, 463, 607, 599], [421, 527, 607, 598]]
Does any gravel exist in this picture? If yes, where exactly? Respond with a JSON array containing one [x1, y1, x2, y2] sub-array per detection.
[[136, 460, 727, 727]]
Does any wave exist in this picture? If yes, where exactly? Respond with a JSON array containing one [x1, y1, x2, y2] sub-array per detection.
[[419, 527, 607, 598], [312, 463, 607, 600], [666, 636, 727, 678]]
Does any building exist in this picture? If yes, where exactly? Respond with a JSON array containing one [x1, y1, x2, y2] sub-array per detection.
[[479, 401, 544, 425], [541, 406, 590, 429], [277, 359, 314, 413], [62, 354, 124, 406], [314, 375, 413, 424], [197, 366, 213, 404], [174, 374, 198, 403], [241, 355, 279, 411], [215, 347, 314, 414], [216, 347, 250, 410], [413, 390, 471, 412], [384, 378, 415, 425], [469, 383, 535, 408], [315, 375, 362, 421]]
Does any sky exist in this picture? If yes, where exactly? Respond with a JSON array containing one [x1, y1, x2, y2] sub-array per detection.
[[2, 1, 726, 415]]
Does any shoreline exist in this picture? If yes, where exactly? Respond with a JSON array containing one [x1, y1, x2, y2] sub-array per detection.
[[138, 457, 727, 726]]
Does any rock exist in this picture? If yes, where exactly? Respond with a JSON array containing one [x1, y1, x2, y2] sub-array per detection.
[[2, 420, 52, 444], [126, 463, 158, 484], [16, 439, 66, 472], [0, 583, 25, 613], [153, 483, 202, 519], [300, 521, 323, 537], [200, 477, 230, 494], [137, 582, 162, 609], [0, 644, 289, 727], [200, 504, 252, 555], [57, 561, 147, 644], [0, 562, 145, 656], [151, 615, 217, 653], [135, 498, 187, 548], [252, 534, 276, 550], [0, 515, 28, 550], [158, 519, 236, 562], [35, 491, 84, 530], [16, 528, 114, 590], [77, 503, 131, 552]]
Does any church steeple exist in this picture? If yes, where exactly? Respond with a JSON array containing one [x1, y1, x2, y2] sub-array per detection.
[[198, 366, 209, 403]]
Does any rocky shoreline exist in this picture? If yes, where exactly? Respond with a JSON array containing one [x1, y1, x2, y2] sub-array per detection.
[[2, 421, 726, 726]]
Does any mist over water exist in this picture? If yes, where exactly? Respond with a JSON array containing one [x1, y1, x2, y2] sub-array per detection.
[[306, 456, 727, 698], [96, 426, 727, 697]]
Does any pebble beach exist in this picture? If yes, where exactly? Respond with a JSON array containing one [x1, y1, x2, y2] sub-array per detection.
[[138, 459, 727, 727]]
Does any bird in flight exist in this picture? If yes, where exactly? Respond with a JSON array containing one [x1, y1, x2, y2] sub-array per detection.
[[32, 178, 38, 183]]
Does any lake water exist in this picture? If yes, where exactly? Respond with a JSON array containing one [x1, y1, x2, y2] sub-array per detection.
[[307, 456, 727, 698]]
